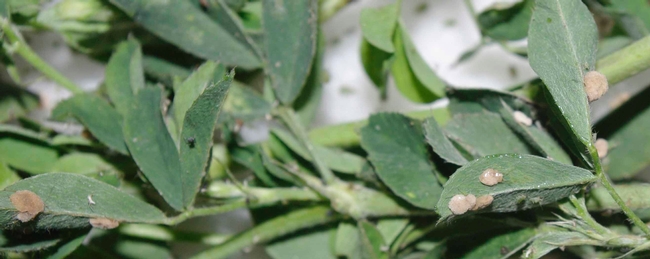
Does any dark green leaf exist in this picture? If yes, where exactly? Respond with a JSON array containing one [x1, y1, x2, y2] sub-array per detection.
[[477, 0, 533, 41], [267, 227, 337, 259], [123, 87, 183, 210], [376, 218, 408, 246], [263, 0, 318, 104], [358, 221, 388, 259], [0, 84, 39, 123], [436, 154, 596, 220], [359, 1, 400, 53], [603, 103, 650, 180], [461, 228, 535, 259], [46, 234, 86, 259], [202, 0, 262, 58], [528, 0, 597, 165], [401, 24, 445, 98], [108, 0, 261, 69], [361, 39, 392, 95], [142, 56, 191, 86], [423, 117, 468, 166], [360, 113, 442, 210], [294, 30, 325, 127], [0, 173, 165, 230], [105, 39, 145, 116], [0, 235, 59, 253], [0, 163, 19, 190], [391, 26, 440, 103], [52, 94, 128, 154], [222, 82, 271, 122], [444, 112, 535, 159], [179, 72, 232, 207]]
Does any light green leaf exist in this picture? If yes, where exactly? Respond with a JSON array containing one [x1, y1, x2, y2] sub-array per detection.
[[0, 173, 165, 230], [105, 39, 145, 116], [401, 24, 445, 97], [436, 154, 596, 220], [444, 112, 535, 159], [528, 0, 597, 165], [335, 221, 360, 258], [361, 39, 392, 95], [123, 87, 183, 210], [461, 228, 535, 259], [603, 103, 650, 180], [423, 117, 468, 166], [477, 0, 533, 41], [267, 227, 337, 259], [360, 113, 442, 210], [115, 239, 172, 259], [498, 101, 571, 164], [0, 136, 58, 174], [172, 61, 225, 136], [51, 153, 116, 175], [0, 163, 19, 190], [360, 1, 400, 53], [179, 72, 232, 207], [391, 26, 440, 103], [376, 218, 408, 247], [587, 184, 650, 212], [263, 0, 318, 104], [108, 0, 261, 69], [52, 94, 128, 154], [142, 56, 191, 87], [358, 221, 389, 259], [522, 227, 591, 259]]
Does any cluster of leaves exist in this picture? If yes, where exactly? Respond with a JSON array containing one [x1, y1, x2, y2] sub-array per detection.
[[1, 0, 650, 258]]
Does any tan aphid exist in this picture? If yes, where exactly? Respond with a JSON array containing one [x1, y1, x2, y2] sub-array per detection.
[[479, 169, 504, 186], [10, 190, 45, 222], [472, 195, 494, 211], [583, 71, 608, 102], [89, 218, 120, 229], [513, 111, 532, 126], [594, 138, 609, 158], [448, 194, 476, 215]]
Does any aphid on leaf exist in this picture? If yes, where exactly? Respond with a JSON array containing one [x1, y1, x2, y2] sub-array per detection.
[[10, 190, 44, 222], [513, 111, 532, 126], [479, 168, 503, 186], [186, 137, 196, 148]]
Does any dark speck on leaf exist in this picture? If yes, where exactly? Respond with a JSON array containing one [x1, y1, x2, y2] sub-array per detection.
[[547, 18, 552, 23], [186, 137, 196, 148]]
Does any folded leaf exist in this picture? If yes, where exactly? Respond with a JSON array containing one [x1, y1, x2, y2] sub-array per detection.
[[477, 0, 533, 41], [105, 39, 145, 116], [360, 1, 400, 53], [423, 117, 468, 166]]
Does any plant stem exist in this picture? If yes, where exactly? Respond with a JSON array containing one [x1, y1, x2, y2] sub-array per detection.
[[588, 145, 650, 236], [1, 19, 84, 94], [120, 224, 230, 245], [277, 107, 337, 184], [309, 108, 450, 148], [568, 195, 610, 235], [190, 206, 339, 259], [164, 201, 248, 225], [597, 35, 650, 85]]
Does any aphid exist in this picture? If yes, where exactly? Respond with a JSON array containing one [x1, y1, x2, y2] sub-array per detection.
[[448, 194, 476, 215], [530, 197, 543, 204], [199, 0, 209, 9], [594, 138, 608, 158], [479, 169, 504, 186], [10, 190, 44, 222], [472, 195, 494, 211], [89, 217, 119, 229], [513, 111, 532, 126], [583, 71, 608, 102], [186, 137, 196, 148], [87, 194, 96, 205], [500, 246, 510, 255]]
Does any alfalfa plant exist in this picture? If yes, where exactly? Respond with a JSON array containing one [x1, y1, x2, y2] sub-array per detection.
[[1, 0, 650, 258]]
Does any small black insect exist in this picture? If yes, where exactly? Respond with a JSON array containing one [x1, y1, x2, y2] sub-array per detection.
[[186, 137, 196, 148]]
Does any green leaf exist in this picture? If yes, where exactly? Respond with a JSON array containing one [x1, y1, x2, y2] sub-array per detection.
[[108, 0, 261, 69], [105, 39, 145, 116], [522, 227, 590, 259], [587, 183, 650, 212], [263, 0, 318, 104], [179, 72, 232, 207], [172, 61, 225, 136], [358, 221, 389, 259], [376, 218, 408, 246], [266, 227, 337, 259], [271, 127, 365, 174], [123, 87, 183, 210], [528, 0, 597, 165], [477, 0, 533, 41], [436, 154, 596, 220], [360, 113, 442, 210], [45, 234, 86, 259], [497, 101, 571, 164], [335, 221, 360, 258], [222, 82, 272, 122], [114, 239, 172, 259], [447, 88, 533, 116], [52, 94, 128, 154], [461, 228, 535, 259], [603, 104, 650, 180], [142, 56, 191, 87], [444, 112, 535, 159], [0, 234, 60, 253], [202, 0, 262, 59], [0, 173, 165, 230], [230, 145, 277, 187], [294, 30, 325, 127], [361, 39, 393, 95], [391, 26, 442, 103], [608, 0, 650, 38], [0, 84, 39, 123], [360, 1, 400, 53], [423, 117, 468, 166], [0, 135, 58, 174], [50, 153, 122, 186], [0, 163, 19, 190]]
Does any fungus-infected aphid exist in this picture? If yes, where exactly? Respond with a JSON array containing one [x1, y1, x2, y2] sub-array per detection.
[[583, 71, 608, 102], [472, 195, 494, 210], [186, 137, 196, 148], [89, 218, 120, 229], [479, 169, 503, 186], [594, 138, 608, 158], [513, 111, 532, 126], [448, 194, 476, 215], [10, 190, 44, 222]]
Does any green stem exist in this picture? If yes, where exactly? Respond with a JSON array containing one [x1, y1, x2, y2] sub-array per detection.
[[120, 224, 230, 245], [204, 181, 325, 203], [1, 19, 83, 94], [588, 145, 650, 236], [191, 206, 339, 259], [277, 107, 337, 184], [597, 35, 650, 85], [164, 201, 248, 225], [568, 195, 610, 235]]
